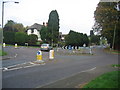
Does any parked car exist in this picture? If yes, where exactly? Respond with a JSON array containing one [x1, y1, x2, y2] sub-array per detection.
[[40, 44, 52, 51]]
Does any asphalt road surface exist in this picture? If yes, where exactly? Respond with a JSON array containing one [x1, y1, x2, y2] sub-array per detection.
[[2, 46, 118, 88]]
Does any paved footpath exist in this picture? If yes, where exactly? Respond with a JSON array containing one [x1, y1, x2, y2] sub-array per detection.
[[38, 65, 119, 88]]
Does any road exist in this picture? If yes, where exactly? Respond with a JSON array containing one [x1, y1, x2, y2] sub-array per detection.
[[2, 46, 118, 88]]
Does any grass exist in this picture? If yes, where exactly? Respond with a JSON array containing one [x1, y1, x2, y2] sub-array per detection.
[[112, 64, 120, 68], [104, 48, 120, 54], [0, 50, 7, 56], [83, 71, 120, 88]]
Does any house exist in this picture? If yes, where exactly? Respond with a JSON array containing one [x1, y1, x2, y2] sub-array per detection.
[[26, 23, 66, 43], [26, 23, 43, 41]]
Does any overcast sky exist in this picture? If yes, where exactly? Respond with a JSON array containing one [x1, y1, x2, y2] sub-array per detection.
[[0, 0, 101, 35]]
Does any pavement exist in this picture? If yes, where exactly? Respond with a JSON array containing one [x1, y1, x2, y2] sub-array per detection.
[[36, 65, 119, 88]]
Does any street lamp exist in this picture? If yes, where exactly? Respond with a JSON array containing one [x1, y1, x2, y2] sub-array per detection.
[[112, 2, 120, 50], [2, 1, 19, 29], [1, 1, 19, 52]]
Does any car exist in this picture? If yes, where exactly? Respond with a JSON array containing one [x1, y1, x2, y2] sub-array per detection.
[[40, 44, 52, 51]]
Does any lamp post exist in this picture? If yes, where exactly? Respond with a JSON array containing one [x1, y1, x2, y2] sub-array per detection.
[[2, 1, 19, 29], [2, 1, 19, 52], [112, 2, 120, 50]]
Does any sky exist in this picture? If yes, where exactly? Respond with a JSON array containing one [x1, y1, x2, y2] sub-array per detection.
[[0, 0, 101, 35]]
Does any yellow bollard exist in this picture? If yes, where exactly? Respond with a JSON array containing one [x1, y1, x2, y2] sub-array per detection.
[[15, 44, 18, 49], [37, 50, 42, 61], [3, 43, 6, 48], [49, 50, 54, 60]]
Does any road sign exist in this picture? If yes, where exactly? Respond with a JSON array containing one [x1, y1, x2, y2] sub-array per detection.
[[37, 50, 42, 61]]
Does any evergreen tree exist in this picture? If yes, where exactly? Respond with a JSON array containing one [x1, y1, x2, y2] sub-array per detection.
[[47, 10, 60, 45], [40, 25, 48, 43]]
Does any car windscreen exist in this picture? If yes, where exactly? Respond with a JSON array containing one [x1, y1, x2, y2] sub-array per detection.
[[41, 44, 48, 46]]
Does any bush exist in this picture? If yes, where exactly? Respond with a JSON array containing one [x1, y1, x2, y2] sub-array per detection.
[[15, 32, 28, 45], [3, 31, 15, 44], [28, 34, 38, 45], [65, 30, 89, 47]]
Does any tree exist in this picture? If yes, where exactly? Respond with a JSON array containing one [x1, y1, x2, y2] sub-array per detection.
[[90, 35, 100, 45], [3, 20, 17, 32], [14, 23, 25, 32], [83, 34, 89, 46], [94, 2, 120, 50], [47, 10, 60, 45], [28, 34, 38, 45], [3, 20, 25, 32], [15, 32, 28, 45], [40, 24, 48, 43]]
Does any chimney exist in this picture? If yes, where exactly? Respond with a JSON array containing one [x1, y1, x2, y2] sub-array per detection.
[[43, 22, 45, 26]]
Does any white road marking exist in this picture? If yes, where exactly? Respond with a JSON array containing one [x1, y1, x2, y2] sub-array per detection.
[[3, 61, 46, 72], [36, 67, 97, 88], [81, 67, 96, 72]]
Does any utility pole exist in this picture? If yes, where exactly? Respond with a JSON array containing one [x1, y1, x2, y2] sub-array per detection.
[[112, 2, 120, 50]]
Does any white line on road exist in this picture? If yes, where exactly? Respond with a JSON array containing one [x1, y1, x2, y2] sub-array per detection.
[[3, 61, 46, 72], [81, 67, 96, 72], [36, 67, 97, 88]]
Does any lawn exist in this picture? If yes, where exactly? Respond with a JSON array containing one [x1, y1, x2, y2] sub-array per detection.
[[112, 64, 120, 68], [104, 48, 120, 54], [0, 50, 7, 56], [83, 71, 120, 88]]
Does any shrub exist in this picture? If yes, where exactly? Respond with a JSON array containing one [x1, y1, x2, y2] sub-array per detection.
[[28, 34, 38, 45], [15, 32, 28, 45], [3, 31, 15, 44]]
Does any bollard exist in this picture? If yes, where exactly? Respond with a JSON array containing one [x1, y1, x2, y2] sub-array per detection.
[[37, 50, 42, 61], [49, 50, 54, 60], [3, 43, 6, 48], [89, 48, 92, 54], [15, 44, 18, 49], [75, 46, 77, 50], [83, 44, 86, 48]]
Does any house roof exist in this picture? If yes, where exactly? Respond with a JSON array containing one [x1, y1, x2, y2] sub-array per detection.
[[27, 23, 43, 31]]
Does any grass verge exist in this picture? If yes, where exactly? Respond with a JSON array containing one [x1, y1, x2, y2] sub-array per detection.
[[104, 48, 120, 54], [112, 64, 120, 68], [0, 50, 7, 56], [83, 71, 119, 88]]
